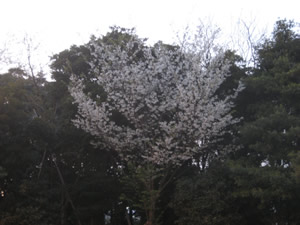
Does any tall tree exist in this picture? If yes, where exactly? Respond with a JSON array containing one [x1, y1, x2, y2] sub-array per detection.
[[0, 69, 61, 225], [230, 19, 300, 224], [69, 26, 243, 225], [0, 53, 122, 224]]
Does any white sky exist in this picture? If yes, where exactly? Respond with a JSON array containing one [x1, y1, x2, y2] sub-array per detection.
[[0, 0, 299, 76]]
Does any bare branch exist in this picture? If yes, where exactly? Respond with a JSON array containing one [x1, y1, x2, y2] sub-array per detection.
[[229, 17, 268, 68]]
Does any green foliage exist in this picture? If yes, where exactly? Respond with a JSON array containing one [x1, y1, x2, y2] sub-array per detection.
[[1, 33, 124, 224], [290, 151, 300, 182], [173, 164, 237, 225], [230, 19, 300, 224], [120, 163, 161, 214], [0, 166, 6, 178]]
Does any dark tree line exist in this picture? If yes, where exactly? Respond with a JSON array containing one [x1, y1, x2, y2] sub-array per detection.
[[0, 19, 299, 225]]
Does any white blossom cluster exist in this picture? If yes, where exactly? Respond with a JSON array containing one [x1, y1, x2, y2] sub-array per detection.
[[69, 31, 243, 166]]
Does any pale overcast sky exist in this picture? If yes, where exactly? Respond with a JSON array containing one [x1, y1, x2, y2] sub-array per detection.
[[0, 0, 299, 76]]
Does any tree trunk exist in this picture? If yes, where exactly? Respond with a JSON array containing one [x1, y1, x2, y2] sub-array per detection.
[[60, 188, 66, 225]]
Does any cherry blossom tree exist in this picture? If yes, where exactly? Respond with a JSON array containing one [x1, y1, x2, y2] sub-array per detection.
[[69, 27, 243, 225]]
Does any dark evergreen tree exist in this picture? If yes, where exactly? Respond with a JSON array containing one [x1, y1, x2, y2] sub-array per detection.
[[230, 19, 300, 224]]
